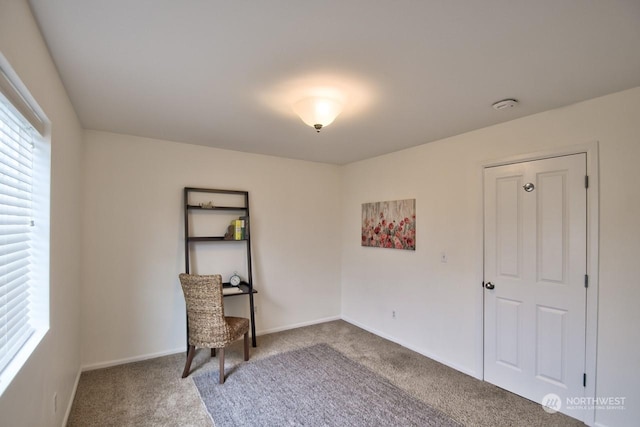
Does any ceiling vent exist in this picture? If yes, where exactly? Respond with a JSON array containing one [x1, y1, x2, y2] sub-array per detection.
[[492, 98, 518, 110]]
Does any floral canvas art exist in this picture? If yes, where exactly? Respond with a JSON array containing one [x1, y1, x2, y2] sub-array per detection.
[[362, 199, 416, 250]]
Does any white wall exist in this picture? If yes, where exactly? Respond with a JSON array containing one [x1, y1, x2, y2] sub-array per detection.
[[340, 87, 640, 426], [0, 1, 84, 426], [81, 131, 342, 368]]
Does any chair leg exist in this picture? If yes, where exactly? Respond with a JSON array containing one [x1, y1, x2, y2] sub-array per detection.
[[182, 345, 196, 378], [219, 348, 225, 384], [211, 348, 216, 357], [244, 332, 249, 361]]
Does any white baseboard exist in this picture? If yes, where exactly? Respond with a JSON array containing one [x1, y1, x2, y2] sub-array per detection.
[[80, 315, 342, 372], [256, 315, 342, 336], [81, 347, 185, 372], [62, 367, 81, 427], [341, 315, 478, 378], [81, 314, 476, 378]]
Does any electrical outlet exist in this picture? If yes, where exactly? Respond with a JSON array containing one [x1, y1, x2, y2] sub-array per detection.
[[392, 310, 396, 319], [53, 392, 57, 413], [253, 305, 258, 314], [440, 251, 448, 263]]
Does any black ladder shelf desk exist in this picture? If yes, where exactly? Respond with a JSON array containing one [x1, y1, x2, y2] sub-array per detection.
[[183, 187, 257, 347]]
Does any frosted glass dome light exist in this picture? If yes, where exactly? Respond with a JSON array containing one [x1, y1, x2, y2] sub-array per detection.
[[293, 97, 343, 133]]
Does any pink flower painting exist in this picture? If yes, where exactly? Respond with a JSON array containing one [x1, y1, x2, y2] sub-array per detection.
[[361, 199, 416, 250]]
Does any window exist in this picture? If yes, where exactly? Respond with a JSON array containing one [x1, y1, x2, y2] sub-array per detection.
[[0, 93, 36, 374], [0, 57, 49, 394]]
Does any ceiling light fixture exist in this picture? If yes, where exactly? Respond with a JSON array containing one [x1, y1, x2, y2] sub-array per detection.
[[293, 97, 343, 132]]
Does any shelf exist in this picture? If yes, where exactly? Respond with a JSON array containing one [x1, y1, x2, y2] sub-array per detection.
[[184, 186, 256, 347], [187, 205, 247, 211], [222, 282, 257, 297], [184, 187, 248, 196], [187, 236, 247, 242]]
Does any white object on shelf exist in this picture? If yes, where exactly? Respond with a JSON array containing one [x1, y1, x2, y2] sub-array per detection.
[[223, 287, 244, 295]]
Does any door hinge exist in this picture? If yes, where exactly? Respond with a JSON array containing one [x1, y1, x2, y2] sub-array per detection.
[[583, 373, 587, 387], [584, 274, 589, 288], [585, 175, 589, 189]]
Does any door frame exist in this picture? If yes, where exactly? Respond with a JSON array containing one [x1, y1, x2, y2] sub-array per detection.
[[476, 141, 599, 426]]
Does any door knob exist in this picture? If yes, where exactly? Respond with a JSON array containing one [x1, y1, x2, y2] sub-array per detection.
[[485, 282, 495, 290]]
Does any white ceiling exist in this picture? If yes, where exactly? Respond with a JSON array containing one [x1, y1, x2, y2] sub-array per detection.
[[28, 0, 640, 164]]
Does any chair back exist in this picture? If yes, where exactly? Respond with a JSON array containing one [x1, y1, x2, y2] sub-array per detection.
[[179, 274, 226, 346]]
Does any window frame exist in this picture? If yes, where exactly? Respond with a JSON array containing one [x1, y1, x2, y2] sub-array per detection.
[[0, 54, 50, 397]]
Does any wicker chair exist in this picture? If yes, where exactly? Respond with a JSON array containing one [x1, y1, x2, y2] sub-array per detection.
[[178, 273, 250, 383]]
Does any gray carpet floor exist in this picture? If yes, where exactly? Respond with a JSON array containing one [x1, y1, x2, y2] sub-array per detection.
[[194, 343, 462, 426], [68, 320, 584, 426]]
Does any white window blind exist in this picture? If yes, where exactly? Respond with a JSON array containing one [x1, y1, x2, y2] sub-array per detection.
[[0, 91, 35, 374]]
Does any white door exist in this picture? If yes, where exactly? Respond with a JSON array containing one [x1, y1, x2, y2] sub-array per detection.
[[484, 154, 587, 421]]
